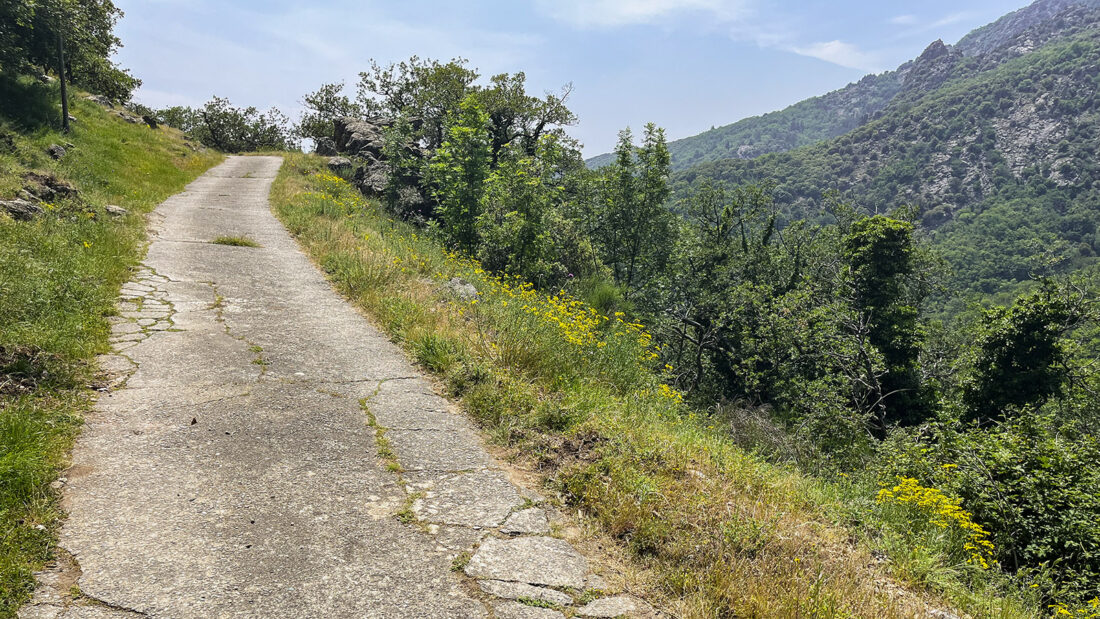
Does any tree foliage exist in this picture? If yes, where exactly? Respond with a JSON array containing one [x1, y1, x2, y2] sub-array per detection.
[[844, 215, 928, 427], [295, 81, 362, 143], [426, 96, 491, 251], [0, 0, 139, 101], [164, 97, 297, 153], [596, 124, 674, 296]]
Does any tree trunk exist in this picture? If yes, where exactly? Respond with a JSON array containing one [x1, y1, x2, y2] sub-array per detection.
[[57, 30, 69, 132]]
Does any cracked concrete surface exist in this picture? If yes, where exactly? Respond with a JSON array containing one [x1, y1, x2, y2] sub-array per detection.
[[19, 156, 655, 618]]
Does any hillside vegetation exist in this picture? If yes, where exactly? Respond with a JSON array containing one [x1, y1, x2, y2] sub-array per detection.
[[273, 156, 1036, 618], [0, 77, 221, 614], [586, 70, 904, 171], [241, 32, 1100, 611], [675, 4, 1100, 300], [589, 0, 1100, 180]]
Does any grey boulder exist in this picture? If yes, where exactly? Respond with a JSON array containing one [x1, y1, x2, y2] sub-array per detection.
[[1, 199, 43, 221], [327, 157, 353, 171], [314, 137, 337, 156]]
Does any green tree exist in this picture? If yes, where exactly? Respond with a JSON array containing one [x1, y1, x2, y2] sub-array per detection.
[[598, 124, 674, 296], [357, 56, 479, 150], [844, 215, 928, 428], [476, 135, 600, 288], [380, 116, 424, 218], [0, 0, 35, 72], [962, 280, 1073, 422], [476, 72, 577, 165], [426, 96, 491, 251], [296, 81, 363, 143], [18, 0, 139, 101], [189, 96, 297, 152]]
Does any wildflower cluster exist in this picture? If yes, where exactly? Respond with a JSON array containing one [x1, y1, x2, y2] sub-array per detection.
[[442, 251, 667, 362], [1050, 598, 1100, 618], [876, 477, 996, 569], [306, 172, 367, 214], [303, 166, 685, 404], [435, 250, 684, 400]]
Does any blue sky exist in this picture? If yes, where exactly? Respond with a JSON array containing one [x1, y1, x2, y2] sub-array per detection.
[[114, 0, 1032, 156]]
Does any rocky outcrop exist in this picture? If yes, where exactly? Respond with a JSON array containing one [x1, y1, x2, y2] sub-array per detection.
[[328, 116, 430, 218], [83, 94, 112, 107], [1, 199, 43, 220], [327, 156, 352, 170], [899, 40, 962, 96], [46, 144, 66, 160], [22, 172, 79, 203], [111, 110, 143, 124], [313, 137, 337, 156]]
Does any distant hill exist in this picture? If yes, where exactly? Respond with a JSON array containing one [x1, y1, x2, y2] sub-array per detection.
[[586, 69, 906, 170], [672, 0, 1100, 295], [586, 0, 1100, 172]]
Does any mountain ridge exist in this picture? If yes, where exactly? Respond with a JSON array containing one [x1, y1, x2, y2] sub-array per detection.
[[672, 9, 1100, 294], [585, 0, 1098, 171]]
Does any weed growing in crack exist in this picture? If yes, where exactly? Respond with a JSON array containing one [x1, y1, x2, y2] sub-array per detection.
[[451, 552, 472, 572], [211, 235, 260, 248], [395, 492, 421, 525]]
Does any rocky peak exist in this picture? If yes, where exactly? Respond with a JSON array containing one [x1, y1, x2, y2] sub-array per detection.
[[918, 39, 951, 62], [900, 39, 962, 96]]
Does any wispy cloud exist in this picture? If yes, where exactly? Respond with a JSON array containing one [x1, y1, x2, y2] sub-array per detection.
[[535, 0, 885, 72], [930, 11, 973, 28], [533, 0, 748, 28], [890, 10, 977, 38], [789, 40, 883, 72]]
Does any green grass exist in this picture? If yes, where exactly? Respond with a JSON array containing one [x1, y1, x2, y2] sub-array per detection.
[[0, 76, 222, 616], [210, 235, 260, 247], [271, 155, 1041, 618]]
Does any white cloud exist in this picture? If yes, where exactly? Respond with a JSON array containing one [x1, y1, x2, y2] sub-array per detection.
[[931, 11, 972, 28], [789, 40, 882, 72], [889, 10, 977, 39], [534, 0, 747, 28]]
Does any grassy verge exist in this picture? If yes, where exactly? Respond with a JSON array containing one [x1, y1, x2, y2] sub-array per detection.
[[271, 154, 1041, 617], [0, 78, 222, 615]]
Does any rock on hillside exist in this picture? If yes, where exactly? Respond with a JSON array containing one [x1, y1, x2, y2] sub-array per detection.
[[326, 117, 430, 219]]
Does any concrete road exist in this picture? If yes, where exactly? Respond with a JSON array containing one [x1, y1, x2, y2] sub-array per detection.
[[19, 156, 647, 619]]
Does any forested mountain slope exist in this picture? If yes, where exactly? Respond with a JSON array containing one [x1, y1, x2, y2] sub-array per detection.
[[587, 0, 1100, 173], [672, 5, 1100, 295], [586, 69, 905, 170]]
